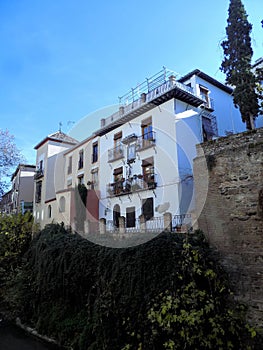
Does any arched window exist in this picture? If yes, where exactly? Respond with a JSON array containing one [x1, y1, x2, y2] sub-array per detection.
[[59, 196, 66, 213], [113, 204, 120, 228], [47, 205, 52, 219]]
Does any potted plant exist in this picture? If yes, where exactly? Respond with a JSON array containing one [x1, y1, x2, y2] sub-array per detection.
[[176, 224, 182, 233]]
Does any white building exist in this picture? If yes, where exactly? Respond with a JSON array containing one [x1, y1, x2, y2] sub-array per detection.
[[33, 67, 251, 233], [91, 68, 246, 232], [252, 56, 263, 128], [58, 134, 100, 232], [33, 131, 78, 227], [0, 164, 36, 214]]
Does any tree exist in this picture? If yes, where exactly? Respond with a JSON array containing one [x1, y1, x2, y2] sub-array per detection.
[[0, 129, 23, 197], [255, 65, 263, 114], [220, 0, 260, 130]]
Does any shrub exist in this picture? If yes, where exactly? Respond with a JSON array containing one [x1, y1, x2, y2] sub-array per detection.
[[4, 224, 258, 349]]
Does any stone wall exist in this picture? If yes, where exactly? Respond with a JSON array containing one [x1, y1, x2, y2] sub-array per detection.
[[194, 128, 263, 326]]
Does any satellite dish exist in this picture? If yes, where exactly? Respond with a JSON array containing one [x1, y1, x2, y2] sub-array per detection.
[[156, 202, 170, 214]]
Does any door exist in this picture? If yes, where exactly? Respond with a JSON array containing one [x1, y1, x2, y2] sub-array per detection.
[[113, 204, 120, 228]]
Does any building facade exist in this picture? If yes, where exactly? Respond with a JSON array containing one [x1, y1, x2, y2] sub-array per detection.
[[0, 164, 36, 214], [58, 135, 100, 232], [93, 68, 246, 233], [33, 131, 78, 227], [253, 56, 263, 128], [32, 67, 254, 233]]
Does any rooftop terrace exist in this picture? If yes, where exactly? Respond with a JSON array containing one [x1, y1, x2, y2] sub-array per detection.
[[94, 67, 204, 136]]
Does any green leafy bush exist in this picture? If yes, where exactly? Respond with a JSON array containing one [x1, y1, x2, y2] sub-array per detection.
[[0, 212, 33, 274], [0, 212, 34, 315], [3, 224, 259, 349]]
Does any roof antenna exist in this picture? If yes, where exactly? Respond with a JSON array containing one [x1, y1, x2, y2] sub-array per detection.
[[59, 122, 62, 132]]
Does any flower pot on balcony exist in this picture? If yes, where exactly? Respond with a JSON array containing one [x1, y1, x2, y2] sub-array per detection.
[[131, 183, 142, 192], [176, 225, 182, 233]]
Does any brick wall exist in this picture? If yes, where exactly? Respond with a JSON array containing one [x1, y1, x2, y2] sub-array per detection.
[[194, 128, 263, 325]]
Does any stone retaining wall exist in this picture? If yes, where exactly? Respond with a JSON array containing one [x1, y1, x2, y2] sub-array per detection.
[[194, 128, 263, 325]]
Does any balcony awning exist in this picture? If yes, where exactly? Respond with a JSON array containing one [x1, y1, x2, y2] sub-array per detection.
[[142, 157, 154, 167], [113, 167, 123, 175]]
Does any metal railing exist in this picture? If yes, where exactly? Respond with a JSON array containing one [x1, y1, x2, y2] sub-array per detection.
[[106, 174, 157, 197], [34, 169, 44, 180], [118, 68, 169, 105], [106, 220, 118, 233], [100, 68, 197, 129], [145, 216, 164, 232], [108, 144, 125, 162], [104, 214, 191, 234], [125, 218, 141, 233], [171, 214, 192, 231], [200, 96, 215, 110], [136, 131, 156, 151]]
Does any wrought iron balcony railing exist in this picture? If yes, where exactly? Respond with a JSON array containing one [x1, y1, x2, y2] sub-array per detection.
[[200, 96, 214, 110], [108, 144, 125, 162], [106, 174, 157, 197], [34, 169, 44, 180], [136, 131, 156, 151]]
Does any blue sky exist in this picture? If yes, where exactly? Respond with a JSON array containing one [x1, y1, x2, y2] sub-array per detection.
[[0, 0, 262, 165]]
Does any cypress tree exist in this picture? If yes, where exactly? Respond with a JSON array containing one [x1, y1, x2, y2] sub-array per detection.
[[220, 0, 259, 130]]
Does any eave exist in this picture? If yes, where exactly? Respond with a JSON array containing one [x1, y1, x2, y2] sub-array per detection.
[[94, 85, 203, 137]]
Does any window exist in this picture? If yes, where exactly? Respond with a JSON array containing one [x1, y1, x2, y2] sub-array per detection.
[[113, 167, 123, 195], [68, 156, 72, 174], [59, 196, 65, 213], [91, 169, 99, 190], [126, 207, 136, 227], [47, 205, 52, 219], [114, 132, 122, 146], [78, 150, 84, 169], [113, 132, 123, 158], [199, 85, 209, 106], [142, 197, 154, 221], [113, 167, 123, 182], [35, 181, 42, 203], [39, 160, 43, 171], [78, 175, 84, 185], [113, 204, 120, 228], [142, 157, 156, 189], [35, 159, 44, 178], [92, 142, 98, 163], [141, 117, 153, 140]]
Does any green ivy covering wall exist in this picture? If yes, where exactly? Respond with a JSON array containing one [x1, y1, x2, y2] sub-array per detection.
[[1, 222, 261, 349]]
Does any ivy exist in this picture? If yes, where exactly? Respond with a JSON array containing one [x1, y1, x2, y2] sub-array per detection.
[[1, 224, 261, 349]]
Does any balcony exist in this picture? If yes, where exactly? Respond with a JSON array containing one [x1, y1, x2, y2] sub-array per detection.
[[200, 96, 214, 111], [136, 131, 156, 151], [34, 169, 44, 180], [106, 174, 157, 197], [108, 144, 125, 163]]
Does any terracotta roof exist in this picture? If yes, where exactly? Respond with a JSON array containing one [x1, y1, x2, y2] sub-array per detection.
[[34, 131, 78, 150]]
